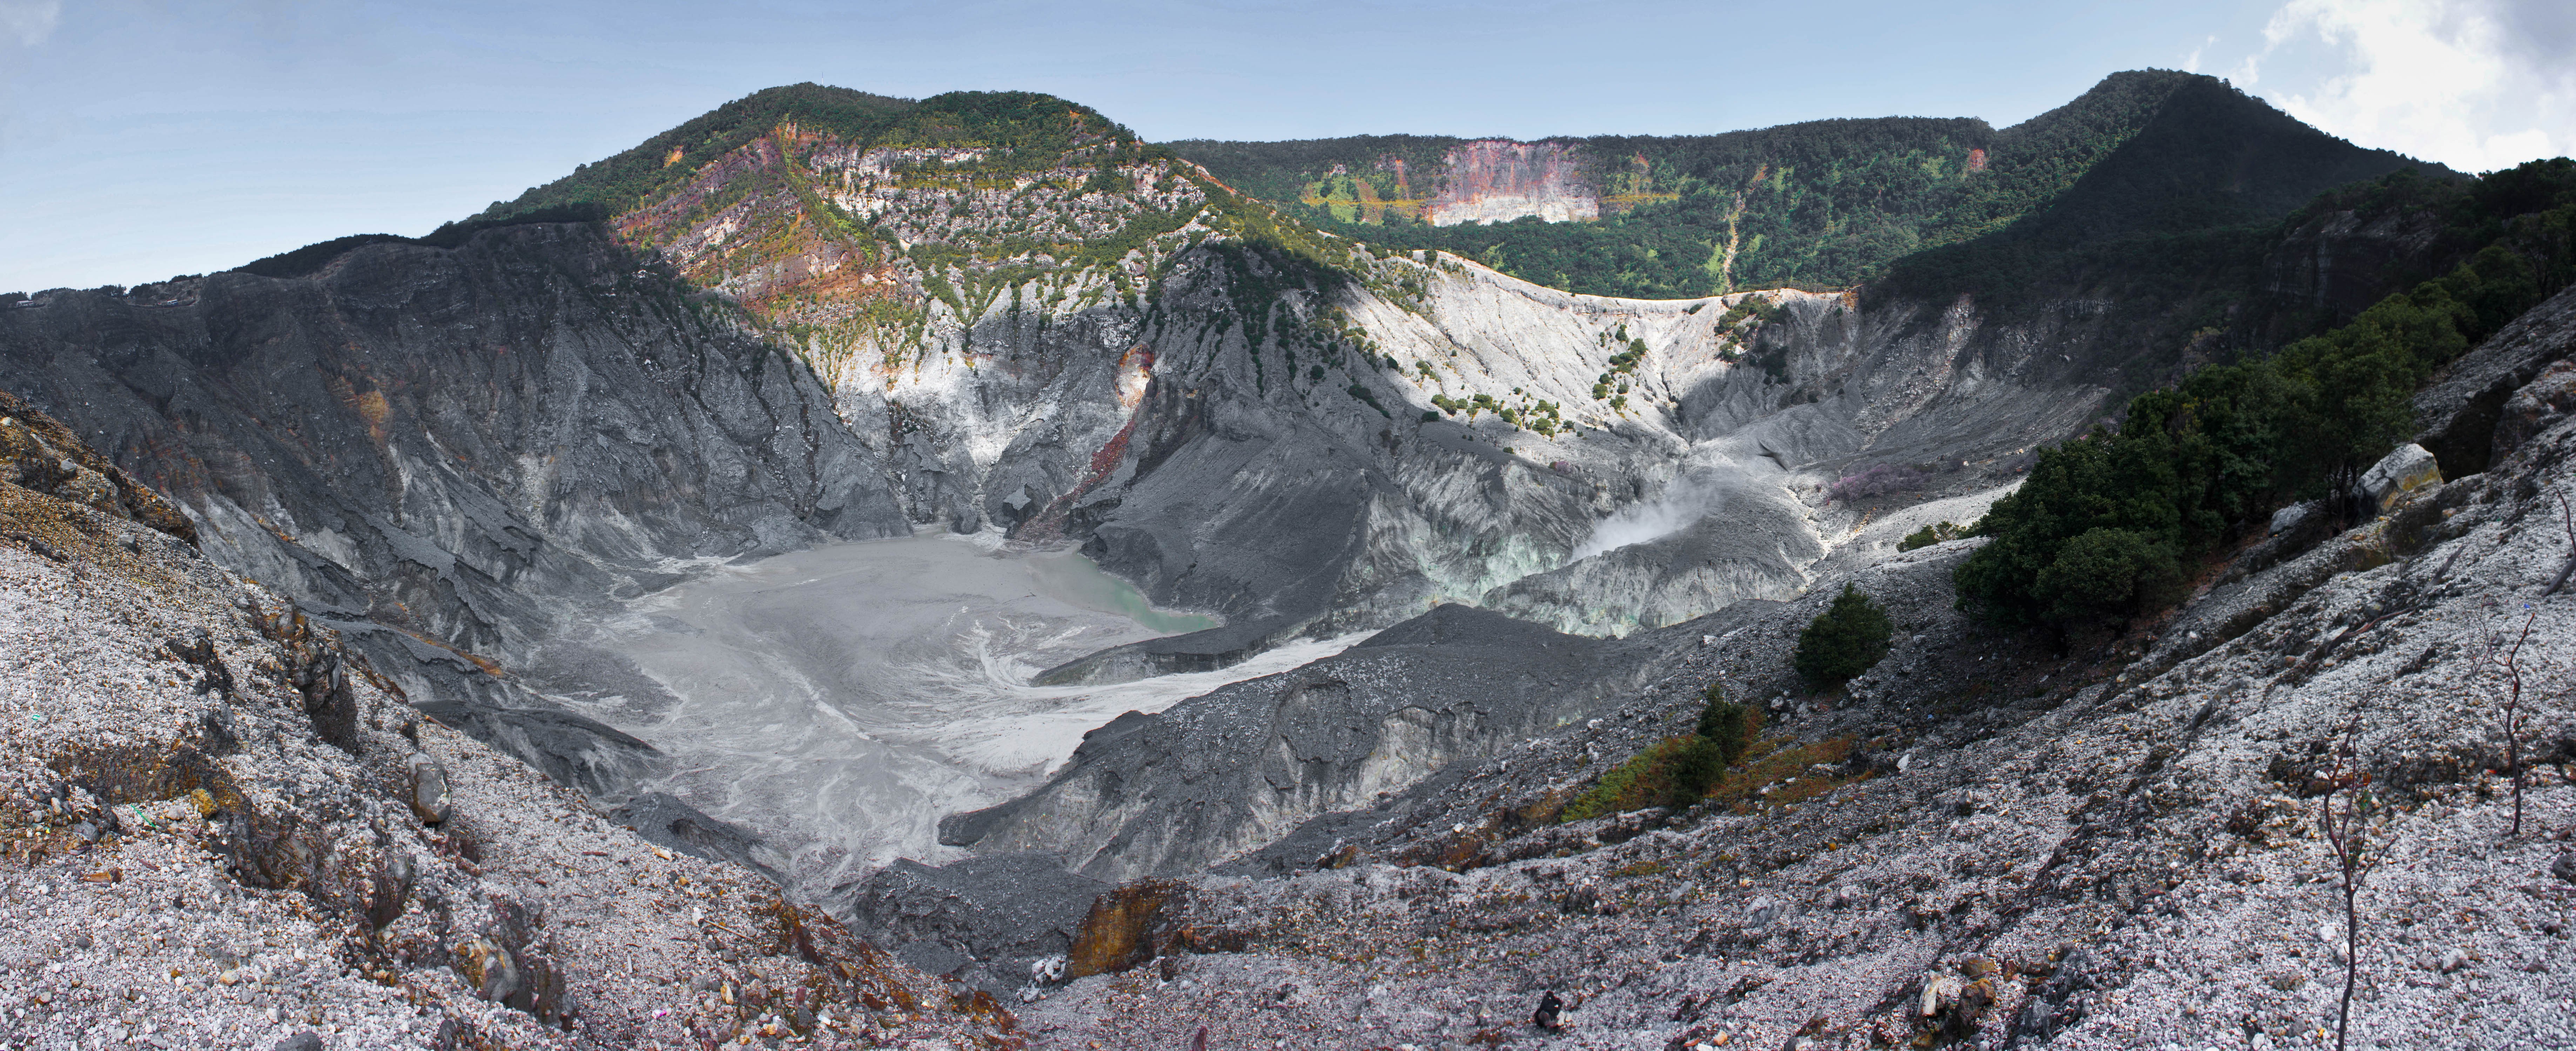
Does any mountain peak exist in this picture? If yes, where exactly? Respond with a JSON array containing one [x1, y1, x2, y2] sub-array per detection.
[[476, 84, 1135, 226]]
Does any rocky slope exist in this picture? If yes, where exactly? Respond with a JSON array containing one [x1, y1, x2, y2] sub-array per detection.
[[0, 84, 2487, 940], [935, 604, 1670, 884], [969, 274, 2576, 1051], [0, 394, 1016, 1049], [0, 78, 2547, 1050], [0, 224, 908, 822]]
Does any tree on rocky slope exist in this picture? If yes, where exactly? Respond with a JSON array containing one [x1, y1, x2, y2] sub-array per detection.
[[1795, 584, 1892, 691], [2034, 526, 2184, 627], [1957, 160, 2576, 632], [2487, 605, 2544, 839]]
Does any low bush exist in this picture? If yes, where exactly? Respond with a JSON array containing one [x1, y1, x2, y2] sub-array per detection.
[[1898, 520, 1963, 551], [1561, 684, 1763, 821]]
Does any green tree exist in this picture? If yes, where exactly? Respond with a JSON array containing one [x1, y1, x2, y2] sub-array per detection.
[[1794, 584, 1893, 690], [2036, 527, 2184, 624], [1665, 684, 1762, 806]]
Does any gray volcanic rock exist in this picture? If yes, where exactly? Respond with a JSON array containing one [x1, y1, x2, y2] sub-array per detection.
[[1017, 299, 2576, 1051], [0, 221, 910, 803], [2414, 282, 2576, 475], [609, 791, 788, 884], [937, 604, 1662, 881], [1484, 470, 1828, 635], [838, 853, 1107, 996], [0, 408, 1018, 1050]]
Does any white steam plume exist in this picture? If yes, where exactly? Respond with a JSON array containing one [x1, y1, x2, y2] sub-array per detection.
[[1568, 474, 1726, 563]]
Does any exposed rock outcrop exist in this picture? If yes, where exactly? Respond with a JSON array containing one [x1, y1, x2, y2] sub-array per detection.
[[0, 399, 1019, 1049], [1427, 140, 1598, 226], [0, 222, 910, 808], [1006, 285, 2576, 1051]]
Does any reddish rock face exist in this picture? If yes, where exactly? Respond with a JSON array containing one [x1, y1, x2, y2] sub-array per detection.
[[1428, 140, 1599, 227]]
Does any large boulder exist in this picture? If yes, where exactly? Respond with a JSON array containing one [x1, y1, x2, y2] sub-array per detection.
[[839, 852, 1108, 998], [2354, 443, 2441, 513]]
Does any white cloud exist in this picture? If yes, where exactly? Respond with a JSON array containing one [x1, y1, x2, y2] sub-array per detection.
[[2249, 0, 2573, 173], [0, 0, 60, 47], [2184, 34, 2218, 74]]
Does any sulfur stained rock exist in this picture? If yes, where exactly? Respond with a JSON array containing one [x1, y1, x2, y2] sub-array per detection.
[[1064, 880, 1189, 979], [453, 935, 520, 1003], [2355, 443, 2442, 513]]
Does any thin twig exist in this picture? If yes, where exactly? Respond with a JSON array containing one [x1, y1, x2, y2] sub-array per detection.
[[2493, 608, 2539, 839], [2318, 728, 2386, 1051], [2543, 493, 2575, 596]]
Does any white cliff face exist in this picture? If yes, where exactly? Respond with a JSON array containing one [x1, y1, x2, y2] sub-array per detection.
[[1426, 140, 1600, 227]]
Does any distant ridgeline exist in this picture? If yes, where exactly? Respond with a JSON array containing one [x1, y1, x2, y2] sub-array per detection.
[[1165, 70, 2447, 300], [231, 203, 610, 279]]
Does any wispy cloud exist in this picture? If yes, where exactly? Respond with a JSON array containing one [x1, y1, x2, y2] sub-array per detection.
[[2248, 0, 2571, 172], [0, 0, 60, 46], [2183, 34, 2218, 74]]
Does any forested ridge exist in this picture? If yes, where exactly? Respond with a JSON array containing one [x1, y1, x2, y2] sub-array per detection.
[[1954, 158, 2576, 630], [1165, 71, 2442, 302], [473, 84, 1144, 224]]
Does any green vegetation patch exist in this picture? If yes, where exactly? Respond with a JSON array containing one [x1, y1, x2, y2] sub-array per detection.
[[1794, 584, 1892, 691], [1562, 686, 1761, 821], [1166, 72, 2432, 303], [476, 86, 1138, 224], [1955, 158, 2576, 630]]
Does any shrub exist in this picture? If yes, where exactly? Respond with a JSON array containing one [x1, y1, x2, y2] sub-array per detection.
[[1898, 520, 1962, 551], [1794, 584, 1892, 690], [1694, 683, 1760, 766], [1562, 683, 1764, 820], [1559, 737, 1695, 822], [1666, 685, 1762, 806]]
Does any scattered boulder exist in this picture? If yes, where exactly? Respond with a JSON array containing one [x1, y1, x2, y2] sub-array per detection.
[[452, 901, 568, 1024], [1533, 989, 1565, 1032], [2492, 359, 2576, 459], [405, 752, 452, 825], [250, 608, 364, 753], [2268, 501, 2315, 537], [2353, 443, 2442, 514], [1916, 962, 1998, 1043]]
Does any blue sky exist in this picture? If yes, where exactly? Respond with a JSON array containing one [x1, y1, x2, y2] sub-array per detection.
[[3, 0, 2570, 293]]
